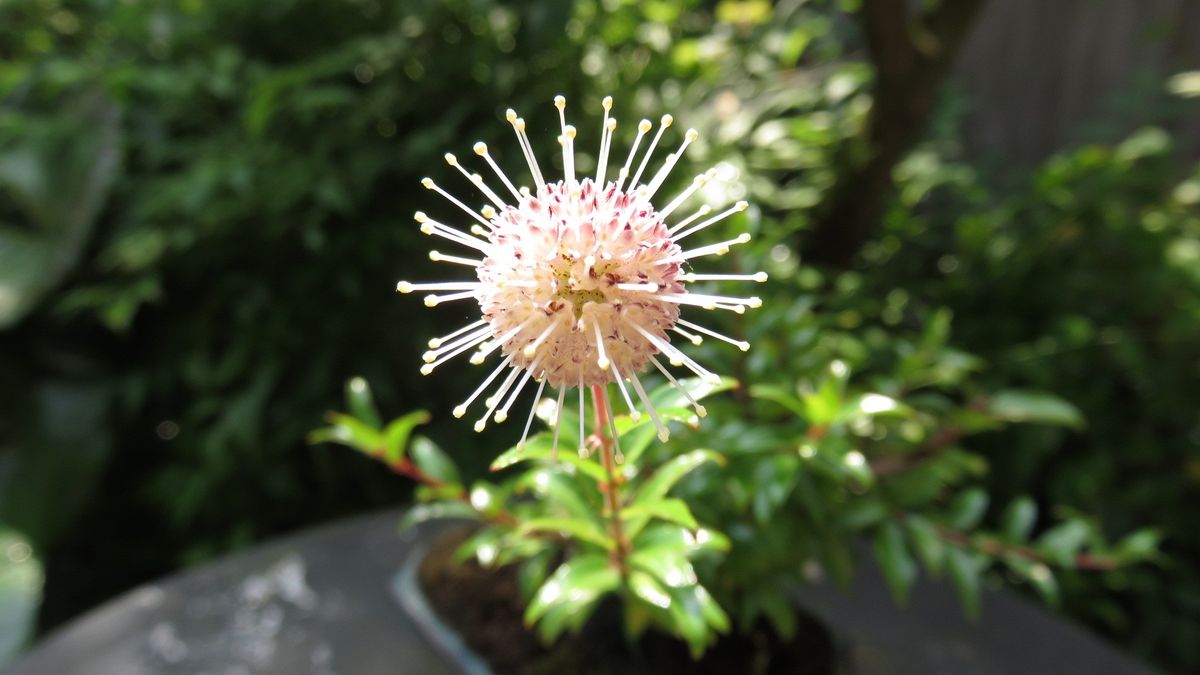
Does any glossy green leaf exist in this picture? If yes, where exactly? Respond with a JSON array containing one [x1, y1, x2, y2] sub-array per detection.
[[906, 515, 946, 577], [986, 391, 1084, 429], [1001, 496, 1038, 541], [946, 487, 988, 530], [344, 377, 381, 429], [748, 384, 807, 418], [631, 449, 724, 505], [398, 502, 478, 531], [947, 547, 985, 620], [517, 518, 614, 550], [1037, 520, 1090, 567], [408, 436, 460, 486], [874, 521, 919, 604], [622, 498, 699, 538], [308, 412, 383, 453], [1114, 528, 1162, 563], [630, 546, 698, 589], [524, 553, 620, 625], [490, 432, 607, 483], [381, 410, 431, 465]]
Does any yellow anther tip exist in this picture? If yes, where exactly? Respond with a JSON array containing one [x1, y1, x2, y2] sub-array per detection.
[[414, 211, 428, 222], [420, 223, 434, 235], [696, 405, 708, 418], [748, 297, 762, 307], [494, 411, 508, 423], [597, 357, 610, 369], [420, 364, 434, 375], [754, 272, 768, 282], [473, 141, 487, 155], [428, 338, 442, 348], [638, 119, 652, 132], [429, 251, 442, 261], [737, 233, 751, 243], [453, 406, 467, 418], [661, 114, 674, 126], [602, 96, 613, 109], [554, 95, 566, 108], [421, 177, 434, 188], [657, 430, 670, 442], [736, 200, 749, 210], [738, 341, 751, 352], [629, 411, 642, 422], [474, 420, 486, 432], [505, 109, 517, 122], [397, 281, 412, 293], [444, 153, 457, 165], [686, 128, 699, 141], [422, 352, 436, 363], [522, 345, 536, 358], [424, 295, 439, 307]]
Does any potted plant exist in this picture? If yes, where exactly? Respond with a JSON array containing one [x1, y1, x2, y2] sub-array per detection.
[[311, 95, 1159, 674]]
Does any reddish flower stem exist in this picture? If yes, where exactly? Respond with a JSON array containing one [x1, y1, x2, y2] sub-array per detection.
[[592, 383, 630, 575]]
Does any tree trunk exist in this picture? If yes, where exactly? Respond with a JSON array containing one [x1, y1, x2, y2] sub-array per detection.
[[805, 0, 988, 268]]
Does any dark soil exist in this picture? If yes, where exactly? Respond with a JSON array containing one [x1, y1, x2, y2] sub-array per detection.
[[418, 526, 838, 675]]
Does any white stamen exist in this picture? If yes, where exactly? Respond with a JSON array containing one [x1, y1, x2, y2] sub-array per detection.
[[523, 316, 562, 358], [630, 321, 720, 384], [591, 319, 610, 370], [517, 379, 547, 451], [429, 250, 483, 267], [658, 292, 761, 309], [416, 212, 491, 253], [445, 153, 507, 208], [475, 364, 524, 431], [421, 177, 495, 230], [615, 119, 652, 193], [473, 142, 522, 200], [678, 233, 752, 261], [628, 370, 670, 442], [677, 318, 750, 351], [660, 170, 715, 220], [470, 323, 527, 364], [453, 354, 515, 418], [616, 282, 658, 292], [595, 97, 615, 186], [673, 201, 749, 242], [610, 363, 641, 421], [680, 271, 768, 283], [551, 386, 566, 460], [578, 373, 586, 456], [650, 355, 707, 417], [644, 128, 698, 200], [671, 325, 703, 345], [420, 329, 491, 374], [495, 358, 539, 423], [629, 114, 672, 190], [506, 110, 546, 191], [423, 325, 492, 361], [397, 281, 482, 293], [423, 289, 479, 306], [428, 318, 487, 348]]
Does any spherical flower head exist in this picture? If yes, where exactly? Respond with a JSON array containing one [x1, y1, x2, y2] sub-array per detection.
[[398, 96, 763, 449], [480, 179, 683, 388]]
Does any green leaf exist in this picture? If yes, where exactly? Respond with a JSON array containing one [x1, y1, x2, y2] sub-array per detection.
[[663, 583, 719, 658], [490, 432, 607, 483], [524, 553, 620, 626], [906, 515, 946, 577], [0, 527, 41, 665], [748, 384, 807, 418], [1004, 555, 1059, 607], [517, 518, 614, 550], [946, 547, 985, 620], [986, 391, 1084, 429], [838, 497, 888, 530], [382, 410, 431, 465], [1037, 520, 1090, 567], [874, 521, 918, 604], [308, 412, 383, 453], [648, 375, 737, 412], [517, 548, 558, 603], [1001, 496, 1038, 541], [631, 449, 724, 505], [630, 547, 697, 589], [946, 488, 988, 530], [344, 377, 381, 429], [622, 498, 699, 537], [632, 523, 731, 556], [1114, 528, 1162, 563], [409, 436, 460, 485], [398, 502, 478, 531], [628, 569, 673, 610], [521, 469, 602, 523]]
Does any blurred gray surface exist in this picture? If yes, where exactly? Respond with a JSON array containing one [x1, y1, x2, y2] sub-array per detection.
[[6, 509, 1154, 675]]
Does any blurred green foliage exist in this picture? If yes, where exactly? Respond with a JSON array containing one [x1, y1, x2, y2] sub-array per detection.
[[0, 0, 1196, 671]]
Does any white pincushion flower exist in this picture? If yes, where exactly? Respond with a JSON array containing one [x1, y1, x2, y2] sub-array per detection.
[[397, 95, 765, 452]]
